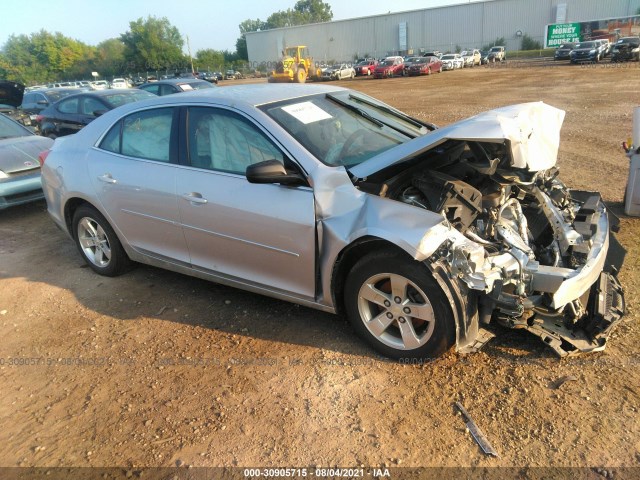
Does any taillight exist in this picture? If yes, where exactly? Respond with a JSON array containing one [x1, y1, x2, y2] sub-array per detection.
[[35, 114, 44, 123], [38, 149, 50, 166]]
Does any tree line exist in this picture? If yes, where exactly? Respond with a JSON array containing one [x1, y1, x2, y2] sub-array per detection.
[[0, 0, 332, 85]]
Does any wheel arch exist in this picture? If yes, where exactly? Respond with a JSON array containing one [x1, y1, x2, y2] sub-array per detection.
[[330, 236, 415, 317], [329, 235, 479, 353]]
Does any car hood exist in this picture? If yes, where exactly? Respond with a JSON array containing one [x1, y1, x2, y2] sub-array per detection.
[[348, 102, 565, 179], [0, 81, 25, 108], [0, 135, 53, 174]]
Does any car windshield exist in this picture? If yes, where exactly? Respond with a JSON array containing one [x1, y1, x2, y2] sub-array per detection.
[[413, 58, 427, 64], [0, 114, 31, 139], [490, 47, 502, 52], [618, 38, 639, 45], [383, 60, 395, 66], [442, 55, 456, 60], [575, 42, 596, 48], [261, 92, 430, 167], [103, 91, 156, 107], [558, 44, 574, 49], [181, 81, 213, 90]]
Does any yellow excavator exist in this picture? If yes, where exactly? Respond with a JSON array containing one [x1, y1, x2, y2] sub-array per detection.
[[268, 46, 322, 83]]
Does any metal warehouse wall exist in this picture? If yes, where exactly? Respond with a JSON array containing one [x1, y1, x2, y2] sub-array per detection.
[[246, 0, 640, 63]]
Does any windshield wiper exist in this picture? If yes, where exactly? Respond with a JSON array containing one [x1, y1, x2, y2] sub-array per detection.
[[325, 93, 384, 128], [326, 93, 418, 139], [348, 94, 437, 131]]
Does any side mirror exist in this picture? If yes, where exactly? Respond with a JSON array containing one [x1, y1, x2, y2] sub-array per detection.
[[246, 160, 306, 186]]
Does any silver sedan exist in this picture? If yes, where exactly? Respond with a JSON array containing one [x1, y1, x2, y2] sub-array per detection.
[[40, 84, 624, 359]]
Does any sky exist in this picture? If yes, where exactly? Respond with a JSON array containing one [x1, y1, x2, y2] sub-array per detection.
[[0, 0, 480, 53]]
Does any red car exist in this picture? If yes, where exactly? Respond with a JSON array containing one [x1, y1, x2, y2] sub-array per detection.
[[373, 57, 404, 78], [407, 56, 443, 76], [354, 59, 378, 76]]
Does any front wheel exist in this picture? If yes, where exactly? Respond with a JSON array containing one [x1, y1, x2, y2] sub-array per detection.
[[344, 251, 455, 360], [72, 205, 132, 276]]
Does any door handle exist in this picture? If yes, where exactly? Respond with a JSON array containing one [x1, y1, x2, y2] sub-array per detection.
[[98, 174, 117, 184], [181, 193, 208, 205]]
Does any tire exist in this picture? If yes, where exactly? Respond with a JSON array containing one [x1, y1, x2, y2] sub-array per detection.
[[294, 68, 307, 84], [72, 205, 132, 276], [344, 250, 455, 360]]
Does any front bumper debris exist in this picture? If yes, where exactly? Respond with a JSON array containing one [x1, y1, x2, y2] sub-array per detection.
[[525, 270, 625, 357]]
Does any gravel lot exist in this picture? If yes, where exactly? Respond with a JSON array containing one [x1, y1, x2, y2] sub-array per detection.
[[0, 62, 639, 472]]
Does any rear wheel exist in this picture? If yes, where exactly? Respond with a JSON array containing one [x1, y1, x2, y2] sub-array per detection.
[[72, 205, 132, 276], [344, 250, 455, 360]]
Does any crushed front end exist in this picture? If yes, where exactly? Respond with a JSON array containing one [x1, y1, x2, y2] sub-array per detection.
[[351, 102, 626, 356], [441, 168, 625, 356]]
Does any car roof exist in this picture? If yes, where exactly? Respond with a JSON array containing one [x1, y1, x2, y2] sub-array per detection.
[[64, 89, 138, 98], [150, 78, 210, 85], [92, 84, 347, 118]]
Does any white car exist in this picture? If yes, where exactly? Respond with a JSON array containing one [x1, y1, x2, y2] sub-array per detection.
[[441, 54, 464, 70], [460, 49, 481, 67], [91, 80, 109, 90], [110, 78, 129, 89]]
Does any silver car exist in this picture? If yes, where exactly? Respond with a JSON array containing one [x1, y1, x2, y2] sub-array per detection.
[[40, 84, 624, 359]]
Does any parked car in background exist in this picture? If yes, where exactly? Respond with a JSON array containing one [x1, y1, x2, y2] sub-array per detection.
[[37, 89, 155, 138], [570, 41, 601, 63], [111, 78, 129, 89], [373, 56, 404, 78], [597, 39, 611, 56], [553, 42, 575, 60], [138, 78, 215, 96], [407, 56, 442, 75], [479, 50, 490, 64], [487, 46, 506, 62], [0, 113, 53, 209], [611, 36, 640, 62], [460, 50, 481, 67], [354, 59, 378, 76], [441, 53, 464, 70], [39, 84, 625, 360], [321, 64, 356, 81], [423, 51, 442, 59], [402, 57, 423, 75], [199, 72, 219, 84], [91, 80, 109, 90], [19, 88, 83, 124]]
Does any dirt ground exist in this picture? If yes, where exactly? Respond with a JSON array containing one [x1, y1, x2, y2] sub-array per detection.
[[1, 62, 639, 473]]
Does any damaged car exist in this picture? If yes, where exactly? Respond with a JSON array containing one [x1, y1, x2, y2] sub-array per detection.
[[40, 84, 624, 359]]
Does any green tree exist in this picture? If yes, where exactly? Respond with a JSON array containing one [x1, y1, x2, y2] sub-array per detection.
[[236, 0, 333, 59], [195, 49, 225, 71], [120, 16, 186, 71], [521, 34, 542, 51], [92, 38, 126, 78], [293, 0, 333, 24]]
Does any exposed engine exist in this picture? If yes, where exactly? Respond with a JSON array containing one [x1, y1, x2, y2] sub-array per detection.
[[366, 139, 625, 356]]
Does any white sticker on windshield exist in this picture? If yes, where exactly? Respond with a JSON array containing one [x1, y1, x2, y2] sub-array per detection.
[[281, 101, 332, 124]]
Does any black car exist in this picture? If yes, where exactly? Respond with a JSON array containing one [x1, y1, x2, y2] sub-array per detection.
[[611, 37, 640, 62], [38, 89, 155, 138], [137, 78, 215, 96], [570, 41, 601, 63], [553, 42, 575, 60], [0, 81, 30, 126], [20, 88, 84, 122]]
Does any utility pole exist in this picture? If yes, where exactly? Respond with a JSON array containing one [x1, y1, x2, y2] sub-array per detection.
[[187, 35, 195, 74]]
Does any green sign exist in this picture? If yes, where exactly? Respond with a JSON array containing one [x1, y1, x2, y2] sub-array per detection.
[[546, 23, 581, 47]]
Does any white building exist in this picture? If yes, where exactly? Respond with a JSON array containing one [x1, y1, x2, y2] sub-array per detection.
[[246, 0, 640, 63]]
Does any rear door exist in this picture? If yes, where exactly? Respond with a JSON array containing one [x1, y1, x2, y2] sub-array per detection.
[[175, 106, 317, 298], [87, 107, 190, 264]]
